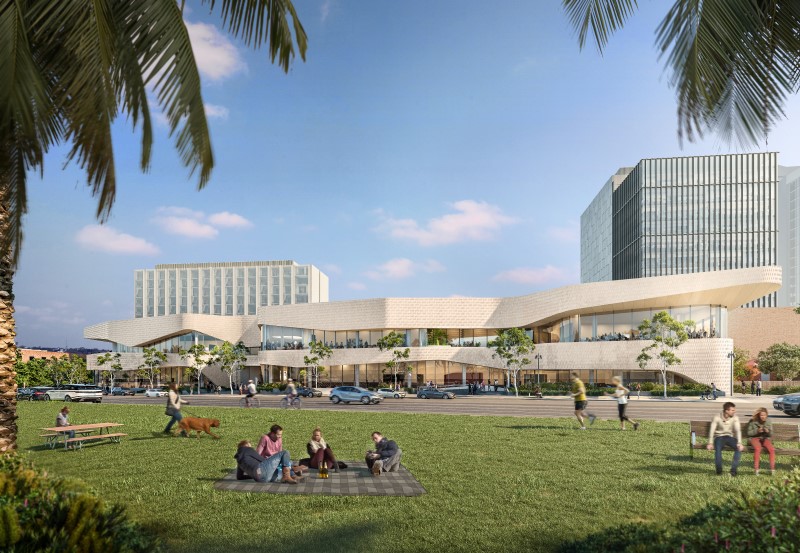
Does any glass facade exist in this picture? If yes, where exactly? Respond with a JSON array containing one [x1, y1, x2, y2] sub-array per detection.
[[112, 331, 223, 354], [611, 153, 778, 306], [132, 261, 328, 318]]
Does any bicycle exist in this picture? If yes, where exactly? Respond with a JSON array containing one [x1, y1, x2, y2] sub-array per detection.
[[279, 396, 302, 409], [239, 395, 261, 408]]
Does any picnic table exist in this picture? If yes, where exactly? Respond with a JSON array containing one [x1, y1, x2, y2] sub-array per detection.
[[41, 423, 126, 450]]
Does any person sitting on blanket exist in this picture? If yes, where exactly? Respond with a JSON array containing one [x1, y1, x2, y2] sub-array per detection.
[[234, 440, 303, 484], [307, 427, 347, 472], [365, 431, 402, 476], [256, 424, 307, 476]]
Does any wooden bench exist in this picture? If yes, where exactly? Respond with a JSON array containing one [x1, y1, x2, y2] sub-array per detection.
[[65, 433, 127, 450], [689, 420, 800, 459]]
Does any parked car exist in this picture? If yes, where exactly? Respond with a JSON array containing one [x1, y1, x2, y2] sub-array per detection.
[[377, 388, 406, 399], [296, 386, 323, 398], [773, 393, 800, 417], [129, 387, 147, 394], [329, 386, 382, 405], [45, 384, 103, 403], [417, 387, 455, 399], [16, 388, 35, 401], [111, 387, 135, 396], [31, 386, 54, 401], [144, 388, 168, 398]]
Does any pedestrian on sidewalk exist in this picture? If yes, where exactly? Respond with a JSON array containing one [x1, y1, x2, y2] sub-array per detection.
[[604, 376, 639, 431], [635, 382, 641, 399], [756, 380, 762, 396], [750, 381, 755, 395]]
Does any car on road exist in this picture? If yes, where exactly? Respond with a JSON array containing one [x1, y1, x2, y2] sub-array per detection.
[[377, 388, 406, 399], [16, 388, 35, 401], [773, 393, 800, 417], [329, 386, 382, 405], [144, 388, 168, 398], [128, 387, 147, 394], [111, 387, 135, 396], [296, 386, 323, 398], [45, 384, 103, 403], [30, 386, 54, 401], [417, 387, 455, 399]]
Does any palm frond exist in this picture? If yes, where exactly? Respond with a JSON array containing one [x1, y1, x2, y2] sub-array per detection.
[[562, 0, 639, 53], [204, 0, 308, 70]]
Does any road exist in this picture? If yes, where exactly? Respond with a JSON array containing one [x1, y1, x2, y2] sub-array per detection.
[[101, 393, 789, 422]]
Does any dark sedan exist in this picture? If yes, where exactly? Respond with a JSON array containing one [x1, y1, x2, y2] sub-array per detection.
[[416, 387, 455, 399], [31, 386, 54, 401], [16, 388, 35, 400], [111, 387, 135, 396], [296, 386, 323, 398]]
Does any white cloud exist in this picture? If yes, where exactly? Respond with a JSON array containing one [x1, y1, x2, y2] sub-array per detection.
[[546, 221, 579, 243], [157, 206, 205, 218], [365, 258, 446, 280], [208, 211, 253, 228], [204, 103, 230, 119], [347, 281, 366, 290], [492, 265, 577, 285], [157, 216, 219, 238], [75, 225, 160, 255], [15, 302, 86, 325], [379, 200, 517, 246], [185, 21, 247, 81], [323, 264, 342, 275], [321, 0, 332, 22]]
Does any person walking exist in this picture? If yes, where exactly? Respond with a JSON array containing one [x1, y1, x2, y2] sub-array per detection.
[[164, 383, 188, 435], [570, 372, 596, 430], [750, 381, 755, 395], [711, 382, 718, 400], [635, 382, 641, 399], [756, 380, 762, 397], [706, 402, 744, 476], [747, 408, 775, 476], [604, 377, 639, 431]]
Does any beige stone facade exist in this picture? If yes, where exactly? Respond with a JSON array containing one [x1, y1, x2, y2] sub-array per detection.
[[728, 307, 800, 358]]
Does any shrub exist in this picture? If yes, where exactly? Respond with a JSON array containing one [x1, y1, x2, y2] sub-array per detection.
[[0, 454, 161, 552], [558, 467, 800, 552]]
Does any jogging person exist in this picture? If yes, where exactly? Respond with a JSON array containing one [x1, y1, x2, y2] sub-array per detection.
[[604, 376, 639, 431], [570, 372, 596, 430], [244, 379, 257, 407]]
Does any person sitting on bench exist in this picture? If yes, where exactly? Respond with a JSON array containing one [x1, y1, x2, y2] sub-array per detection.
[[365, 431, 402, 476], [56, 407, 75, 439], [706, 402, 744, 476]]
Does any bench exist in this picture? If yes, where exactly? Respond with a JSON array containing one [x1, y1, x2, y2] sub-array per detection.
[[689, 420, 800, 459], [65, 433, 127, 450]]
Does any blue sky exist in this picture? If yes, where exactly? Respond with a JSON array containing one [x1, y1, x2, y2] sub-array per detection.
[[14, 1, 800, 348]]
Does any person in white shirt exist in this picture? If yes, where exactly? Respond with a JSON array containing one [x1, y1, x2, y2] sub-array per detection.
[[56, 406, 75, 439], [244, 379, 257, 407], [604, 376, 640, 431], [706, 402, 744, 476]]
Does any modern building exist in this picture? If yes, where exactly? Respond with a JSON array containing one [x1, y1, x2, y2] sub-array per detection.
[[581, 152, 797, 308], [85, 265, 781, 396], [778, 165, 800, 308], [133, 261, 328, 319]]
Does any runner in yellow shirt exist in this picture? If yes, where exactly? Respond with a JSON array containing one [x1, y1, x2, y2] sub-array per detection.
[[570, 372, 596, 430]]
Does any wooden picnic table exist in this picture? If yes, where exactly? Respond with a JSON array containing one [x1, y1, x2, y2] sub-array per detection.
[[41, 423, 126, 450]]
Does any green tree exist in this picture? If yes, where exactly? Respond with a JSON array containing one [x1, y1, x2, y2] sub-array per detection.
[[757, 342, 800, 381], [377, 331, 411, 389], [44, 356, 67, 387], [427, 329, 448, 346], [488, 328, 535, 397], [181, 344, 212, 394], [0, 1, 306, 453], [732, 347, 752, 383], [13, 352, 49, 388], [212, 341, 248, 394], [62, 355, 89, 384], [637, 311, 693, 398], [96, 352, 123, 391], [303, 340, 332, 388], [563, 0, 800, 147], [137, 347, 166, 389]]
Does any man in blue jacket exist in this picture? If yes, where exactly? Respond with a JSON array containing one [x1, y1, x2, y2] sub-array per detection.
[[365, 432, 402, 476]]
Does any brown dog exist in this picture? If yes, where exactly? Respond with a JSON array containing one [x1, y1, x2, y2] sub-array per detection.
[[177, 417, 221, 439]]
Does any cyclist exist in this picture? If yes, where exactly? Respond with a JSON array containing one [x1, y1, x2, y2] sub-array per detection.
[[285, 379, 298, 404], [244, 379, 257, 407]]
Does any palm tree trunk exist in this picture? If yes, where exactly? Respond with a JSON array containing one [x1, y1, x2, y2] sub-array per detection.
[[0, 206, 17, 453]]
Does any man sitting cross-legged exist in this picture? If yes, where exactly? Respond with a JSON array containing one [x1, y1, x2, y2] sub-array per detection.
[[365, 431, 402, 476], [234, 440, 304, 484]]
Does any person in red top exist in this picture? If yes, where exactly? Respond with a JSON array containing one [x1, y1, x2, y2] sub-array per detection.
[[256, 424, 306, 476]]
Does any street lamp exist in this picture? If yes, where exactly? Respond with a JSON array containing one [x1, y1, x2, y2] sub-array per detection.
[[727, 351, 735, 397], [534, 353, 543, 385]]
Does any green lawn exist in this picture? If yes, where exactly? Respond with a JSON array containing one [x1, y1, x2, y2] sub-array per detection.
[[15, 402, 779, 553]]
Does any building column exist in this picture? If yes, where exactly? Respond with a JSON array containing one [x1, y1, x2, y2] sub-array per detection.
[[354, 365, 360, 387], [461, 364, 467, 385]]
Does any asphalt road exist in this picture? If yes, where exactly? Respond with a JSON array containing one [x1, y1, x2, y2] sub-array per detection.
[[100, 393, 790, 423]]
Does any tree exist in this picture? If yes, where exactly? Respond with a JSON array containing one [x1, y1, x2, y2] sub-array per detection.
[[13, 352, 50, 388], [757, 342, 800, 382], [732, 347, 753, 384], [0, 1, 307, 453], [213, 341, 247, 394], [637, 311, 693, 399], [137, 347, 166, 389], [96, 352, 123, 391], [44, 356, 66, 387], [563, 0, 800, 147], [303, 341, 332, 388], [62, 355, 89, 384], [488, 328, 534, 397], [427, 329, 448, 346], [377, 331, 411, 389], [181, 344, 212, 395]]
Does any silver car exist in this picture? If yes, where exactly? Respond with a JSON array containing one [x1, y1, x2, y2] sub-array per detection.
[[329, 386, 382, 405], [773, 393, 800, 417]]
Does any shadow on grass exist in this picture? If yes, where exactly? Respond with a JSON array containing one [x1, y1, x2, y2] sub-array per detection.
[[161, 521, 382, 553], [129, 432, 174, 441]]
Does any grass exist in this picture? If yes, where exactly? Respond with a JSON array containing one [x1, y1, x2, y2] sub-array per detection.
[[15, 402, 787, 553]]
